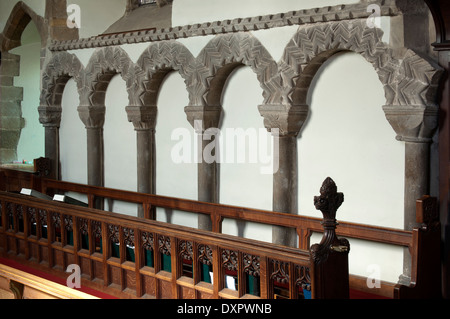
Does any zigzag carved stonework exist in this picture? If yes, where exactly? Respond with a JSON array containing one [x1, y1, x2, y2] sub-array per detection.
[[134, 40, 196, 107], [39, 19, 442, 139], [38, 51, 84, 127], [279, 20, 442, 109]]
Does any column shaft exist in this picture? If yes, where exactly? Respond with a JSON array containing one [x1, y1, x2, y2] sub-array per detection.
[[197, 135, 219, 230], [44, 126, 60, 180], [272, 135, 298, 247], [86, 127, 104, 187]]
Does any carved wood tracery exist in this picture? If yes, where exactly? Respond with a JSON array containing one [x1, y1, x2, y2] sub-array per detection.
[[243, 253, 260, 277], [78, 218, 88, 236], [179, 240, 193, 261], [270, 259, 289, 284], [108, 224, 120, 244], [123, 227, 135, 247], [198, 244, 212, 266], [221, 249, 238, 272], [142, 231, 154, 251], [158, 235, 171, 256]]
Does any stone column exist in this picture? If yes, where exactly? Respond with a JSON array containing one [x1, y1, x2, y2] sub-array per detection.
[[272, 134, 298, 247], [38, 105, 62, 180], [78, 105, 105, 208], [185, 105, 222, 230], [126, 105, 157, 218], [383, 104, 438, 283], [258, 104, 309, 247]]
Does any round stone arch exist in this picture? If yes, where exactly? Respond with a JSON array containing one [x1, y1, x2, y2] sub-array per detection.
[[192, 32, 279, 108], [78, 46, 136, 191], [37, 51, 84, 179], [279, 20, 442, 119], [278, 19, 443, 236], [129, 41, 197, 210], [133, 41, 196, 106], [80, 46, 136, 116]]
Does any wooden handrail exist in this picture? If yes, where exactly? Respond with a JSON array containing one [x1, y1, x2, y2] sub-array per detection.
[[0, 263, 98, 299], [1, 166, 442, 298], [38, 177, 413, 250]]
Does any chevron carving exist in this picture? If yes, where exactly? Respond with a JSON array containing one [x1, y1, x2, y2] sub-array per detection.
[[279, 20, 442, 108], [39, 19, 442, 134]]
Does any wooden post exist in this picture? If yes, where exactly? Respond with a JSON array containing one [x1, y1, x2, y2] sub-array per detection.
[[310, 177, 350, 299], [394, 196, 442, 298]]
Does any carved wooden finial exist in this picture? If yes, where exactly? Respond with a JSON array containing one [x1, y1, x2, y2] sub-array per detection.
[[314, 177, 344, 223], [311, 177, 349, 264]]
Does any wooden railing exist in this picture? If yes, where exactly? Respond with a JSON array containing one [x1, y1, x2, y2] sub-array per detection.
[[0, 184, 350, 299], [0, 263, 98, 299], [0, 167, 442, 298]]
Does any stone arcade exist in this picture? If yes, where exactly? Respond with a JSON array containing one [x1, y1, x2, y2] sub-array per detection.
[[1, 0, 449, 297]]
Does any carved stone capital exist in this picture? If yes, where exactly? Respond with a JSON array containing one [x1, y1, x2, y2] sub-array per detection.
[[38, 105, 62, 127], [77, 105, 106, 129], [258, 104, 309, 137], [382, 105, 438, 143], [184, 105, 222, 133], [126, 105, 157, 131]]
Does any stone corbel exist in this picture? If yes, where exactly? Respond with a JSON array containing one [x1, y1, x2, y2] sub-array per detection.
[[258, 104, 309, 137], [77, 105, 106, 129], [38, 105, 62, 128], [126, 105, 158, 131], [382, 104, 438, 143]]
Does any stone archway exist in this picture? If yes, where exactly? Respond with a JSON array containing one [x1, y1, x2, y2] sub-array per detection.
[[184, 32, 280, 230], [278, 19, 442, 231], [0, 2, 48, 164], [270, 19, 443, 280], [127, 41, 196, 210], [78, 46, 136, 192], [38, 51, 84, 179]]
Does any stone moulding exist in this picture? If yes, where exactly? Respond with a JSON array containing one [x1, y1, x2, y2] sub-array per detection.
[[48, 0, 400, 51]]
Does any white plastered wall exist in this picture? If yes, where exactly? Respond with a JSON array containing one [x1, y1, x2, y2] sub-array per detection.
[[54, 0, 405, 282]]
